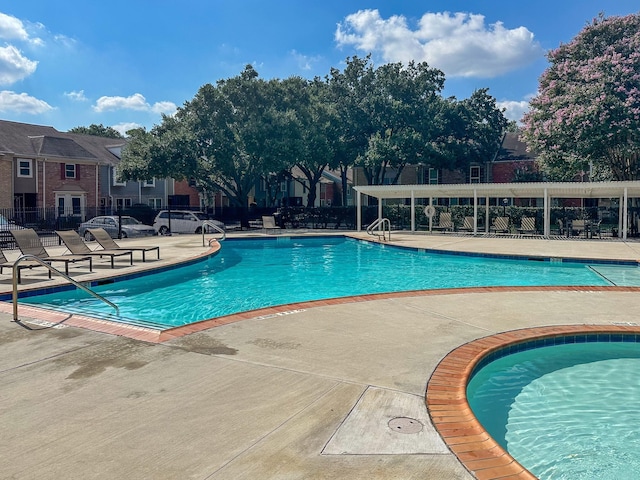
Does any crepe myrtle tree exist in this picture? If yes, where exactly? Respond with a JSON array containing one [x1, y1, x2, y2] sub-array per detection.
[[522, 13, 640, 181]]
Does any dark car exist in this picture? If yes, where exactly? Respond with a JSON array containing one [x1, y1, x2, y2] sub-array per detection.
[[78, 216, 157, 241]]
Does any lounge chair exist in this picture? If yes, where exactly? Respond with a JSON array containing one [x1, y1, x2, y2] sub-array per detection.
[[491, 216, 510, 234], [11, 228, 92, 276], [432, 212, 454, 232], [88, 228, 160, 262], [459, 216, 476, 232], [56, 230, 133, 268], [518, 217, 537, 234], [0, 247, 53, 283], [262, 215, 281, 234]]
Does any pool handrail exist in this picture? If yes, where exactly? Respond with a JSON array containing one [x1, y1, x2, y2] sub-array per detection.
[[12, 254, 119, 322], [366, 217, 391, 241], [201, 220, 226, 246]]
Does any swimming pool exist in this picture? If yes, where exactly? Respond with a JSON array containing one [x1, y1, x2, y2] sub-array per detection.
[[15, 236, 639, 328], [467, 339, 640, 479]]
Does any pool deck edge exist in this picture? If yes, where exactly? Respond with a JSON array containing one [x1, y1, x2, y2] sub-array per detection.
[[427, 324, 640, 480]]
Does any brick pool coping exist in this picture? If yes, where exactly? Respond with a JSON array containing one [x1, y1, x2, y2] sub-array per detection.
[[426, 323, 640, 480], [4, 285, 640, 345]]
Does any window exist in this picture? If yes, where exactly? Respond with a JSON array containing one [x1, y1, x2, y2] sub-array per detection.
[[112, 167, 126, 186], [470, 166, 481, 184], [17, 159, 33, 178], [148, 198, 162, 208], [280, 182, 287, 192], [65, 164, 77, 179], [428, 168, 439, 185], [143, 178, 155, 187], [115, 198, 132, 210]]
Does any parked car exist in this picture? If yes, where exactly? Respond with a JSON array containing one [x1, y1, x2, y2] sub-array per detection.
[[78, 216, 157, 241], [0, 213, 25, 247], [153, 210, 225, 235]]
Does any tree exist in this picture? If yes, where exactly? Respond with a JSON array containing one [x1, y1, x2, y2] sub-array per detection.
[[119, 66, 303, 227], [292, 77, 338, 207], [442, 89, 509, 170], [328, 56, 448, 186], [521, 13, 640, 181], [68, 123, 124, 138]]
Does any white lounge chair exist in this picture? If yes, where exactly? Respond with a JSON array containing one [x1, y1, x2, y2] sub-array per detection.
[[518, 217, 537, 234], [491, 217, 510, 234], [432, 212, 454, 232], [262, 216, 282, 234]]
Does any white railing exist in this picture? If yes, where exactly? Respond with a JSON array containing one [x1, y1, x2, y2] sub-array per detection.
[[366, 217, 391, 241], [201, 221, 226, 246], [12, 254, 118, 322]]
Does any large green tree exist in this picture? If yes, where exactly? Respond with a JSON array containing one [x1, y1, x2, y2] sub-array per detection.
[[291, 77, 339, 207], [120, 66, 303, 226], [441, 88, 509, 170], [68, 123, 124, 138], [522, 13, 640, 181], [328, 56, 448, 186]]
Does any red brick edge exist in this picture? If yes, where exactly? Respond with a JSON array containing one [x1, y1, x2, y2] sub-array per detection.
[[426, 324, 640, 480]]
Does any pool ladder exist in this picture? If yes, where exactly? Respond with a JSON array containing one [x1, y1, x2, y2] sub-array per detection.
[[11, 254, 119, 323], [367, 217, 391, 242], [201, 221, 226, 246]]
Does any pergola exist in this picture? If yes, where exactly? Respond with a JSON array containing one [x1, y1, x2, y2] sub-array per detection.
[[354, 181, 640, 239]]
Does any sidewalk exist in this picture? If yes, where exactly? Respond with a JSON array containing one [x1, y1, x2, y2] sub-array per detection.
[[2, 232, 639, 479]]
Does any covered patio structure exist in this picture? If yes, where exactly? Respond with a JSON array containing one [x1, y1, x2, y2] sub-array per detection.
[[354, 181, 640, 240]]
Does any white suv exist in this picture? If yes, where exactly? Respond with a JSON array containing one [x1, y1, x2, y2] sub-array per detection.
[[153, 210, 224, 235]]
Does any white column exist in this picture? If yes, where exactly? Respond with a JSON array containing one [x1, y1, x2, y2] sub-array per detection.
[[623, 188, 628, 240], [619, 196, 624, 238], [485, 197, 490, 233], [543, 188, 549, 236], [410, 190, 415, 232], [356, 191, 362, 231], [473, 189, 478, 234]]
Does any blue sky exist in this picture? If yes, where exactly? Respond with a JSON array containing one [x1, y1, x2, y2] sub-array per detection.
[[2, 1, 639, 134]]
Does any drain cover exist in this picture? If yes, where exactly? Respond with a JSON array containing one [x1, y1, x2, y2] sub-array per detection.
[[388, 417, 423, 434]]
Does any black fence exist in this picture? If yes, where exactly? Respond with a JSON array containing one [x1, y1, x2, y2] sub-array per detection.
[[1, 203, 636, 251]]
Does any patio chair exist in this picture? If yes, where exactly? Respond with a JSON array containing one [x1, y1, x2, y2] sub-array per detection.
[[432, 212, 454, 232], [491, 216, 510, 234], [518, 217, 537, 235], [0, 247, 53, 283], [11, 228, 93, 276], [570, 219, 587, 237], [56, 230, 133, 268], [88, 228, 160, 262], [459, 216, 476, 232], [262, 216, 282, 234]]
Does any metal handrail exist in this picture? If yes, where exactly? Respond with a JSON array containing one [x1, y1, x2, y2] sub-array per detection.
[[366, 217, 391, 241], [201, 220, 226, 246], [12, 254, 119, 322]]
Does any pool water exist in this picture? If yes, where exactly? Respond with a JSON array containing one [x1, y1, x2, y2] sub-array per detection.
[[467, 342, 640, 479], [18, 236, 630, 327]]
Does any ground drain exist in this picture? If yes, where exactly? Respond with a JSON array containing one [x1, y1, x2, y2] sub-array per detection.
[[388, 417, 423, 434]]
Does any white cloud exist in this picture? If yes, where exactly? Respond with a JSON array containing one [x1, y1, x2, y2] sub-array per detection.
[[497, 99, 531, 124], [151, 101, 177, 115], [0, 90, 53, 114], [64, 90, 88, 102], [94, 93, 149, 112], [290, 50, 321, 71], [0, 12, 43, 46], [336, 10, 543, 78], [112, 122, 142, 136], [94, 93, 177, 115], [0, 12, 30, 42], [0, 44, 38, 85]]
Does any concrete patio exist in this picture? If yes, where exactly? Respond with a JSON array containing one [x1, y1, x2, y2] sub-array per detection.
[[2, 231, 640, 479]]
